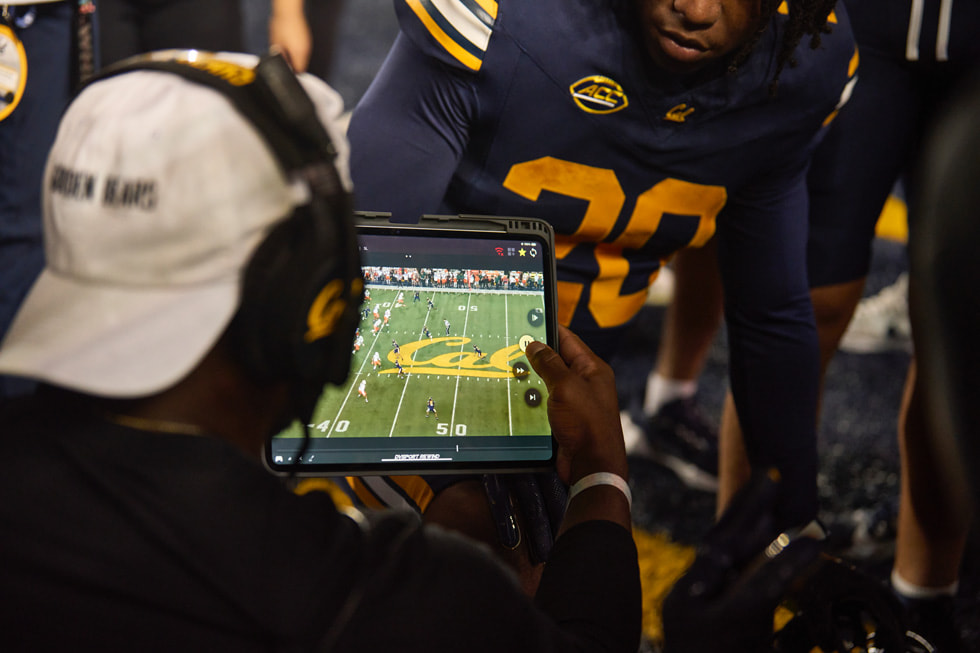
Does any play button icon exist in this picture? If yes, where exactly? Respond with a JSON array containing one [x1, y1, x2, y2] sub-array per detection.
[[526, 308, 544, 328]]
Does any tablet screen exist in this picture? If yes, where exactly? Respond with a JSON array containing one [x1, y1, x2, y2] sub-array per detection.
[[266, 217, 557, 475]]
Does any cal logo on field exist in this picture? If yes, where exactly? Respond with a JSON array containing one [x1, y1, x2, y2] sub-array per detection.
[[569, 76, 628, 114]]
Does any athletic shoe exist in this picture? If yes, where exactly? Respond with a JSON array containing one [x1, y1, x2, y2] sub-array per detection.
[[621, 397, 719, 492], [839, 272, 913, 353]]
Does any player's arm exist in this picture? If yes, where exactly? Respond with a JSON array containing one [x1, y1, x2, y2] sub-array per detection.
[[347, 31, 478, 222], [716, 162, 820, 531]]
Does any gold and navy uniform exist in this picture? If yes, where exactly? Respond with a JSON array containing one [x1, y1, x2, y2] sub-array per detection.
[[348, 0, 856, 526]]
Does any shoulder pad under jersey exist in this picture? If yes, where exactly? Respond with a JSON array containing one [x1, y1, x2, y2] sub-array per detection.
[[775, 0, 840, 26], [774, 0, 858, 124], [395, 0, 499, 72]]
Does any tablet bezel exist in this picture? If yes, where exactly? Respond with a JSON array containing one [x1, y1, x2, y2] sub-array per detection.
[[264, 213, 559, 476]]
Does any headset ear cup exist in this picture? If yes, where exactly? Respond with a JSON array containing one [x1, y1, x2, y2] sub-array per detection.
[[232, 204, 357, 389], [292, 195, 362, 388], [232, 210, 308, 383]]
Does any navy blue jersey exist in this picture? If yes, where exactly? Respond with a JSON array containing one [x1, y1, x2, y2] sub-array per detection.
[[351, 0, 855, 335], [807, 0, 980, 286], [348, 0, 856, 526], [846, 0, 980, 64]]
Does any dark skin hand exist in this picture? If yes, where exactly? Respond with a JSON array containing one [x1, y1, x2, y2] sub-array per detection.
[[425, 326, 632, 593]]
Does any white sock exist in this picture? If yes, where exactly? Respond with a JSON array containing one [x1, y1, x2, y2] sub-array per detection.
[[643, 372, 697, 416], [891, 569, 959, 600]]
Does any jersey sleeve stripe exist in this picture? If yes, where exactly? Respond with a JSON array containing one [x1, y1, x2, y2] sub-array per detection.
[[345, 475, 434, 513], [822, 47, 859, 127], [293, 478, 357, 509], [345, 477, 389, 510], [405, 0, 494, 71], [431, 0, 495, 45], [350, 476, 416, 511], [460, 0, 497, 25], [390, 475, 436, 512]]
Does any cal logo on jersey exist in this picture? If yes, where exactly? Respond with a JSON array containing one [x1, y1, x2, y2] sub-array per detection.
[[664, 103, 695, 123], [570, 76, 629, 114]]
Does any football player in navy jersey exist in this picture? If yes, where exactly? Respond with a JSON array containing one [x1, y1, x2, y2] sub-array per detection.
[[348, 0, 855, 541], [643, 1, 980, 647], [804, 2, 980, 648]]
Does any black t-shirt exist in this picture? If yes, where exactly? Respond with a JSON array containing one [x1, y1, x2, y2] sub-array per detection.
[[0, 390, 640, 652]]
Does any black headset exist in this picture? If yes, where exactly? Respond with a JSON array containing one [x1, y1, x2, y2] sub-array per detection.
[[87, 51, 364, 422]]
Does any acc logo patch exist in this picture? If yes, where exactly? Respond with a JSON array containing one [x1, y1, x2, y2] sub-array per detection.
[[569, 76, 628, 114]]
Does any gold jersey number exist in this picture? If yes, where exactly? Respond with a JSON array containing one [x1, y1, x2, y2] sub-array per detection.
[[504, 157, 727, 328]]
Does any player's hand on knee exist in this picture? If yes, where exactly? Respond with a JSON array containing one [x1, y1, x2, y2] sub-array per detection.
[[525, 325, 627, 485]]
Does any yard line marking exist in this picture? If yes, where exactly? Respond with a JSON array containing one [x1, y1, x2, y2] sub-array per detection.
[[389, 330, 420, 438], [333, 292, 406, 429], [448, 290, 474, 435], [389, 375, 411, 438], [328, 368, 365, 438], [324, 305, 388, 436], [324, 296, 400, 438]]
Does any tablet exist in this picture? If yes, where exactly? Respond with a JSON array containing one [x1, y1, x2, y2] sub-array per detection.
[[265, 213, 559, 475]]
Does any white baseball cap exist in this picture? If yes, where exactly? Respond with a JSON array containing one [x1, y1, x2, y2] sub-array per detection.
[[0, 51, 352, 397]]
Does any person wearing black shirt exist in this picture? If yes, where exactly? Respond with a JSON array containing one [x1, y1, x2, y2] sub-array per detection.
[[0, 50, 639, 652]]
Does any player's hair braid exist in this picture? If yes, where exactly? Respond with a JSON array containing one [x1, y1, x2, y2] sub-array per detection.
[[771, 0, 839, 94], [728, 0, 777, 74], [729, 0, 838, 95]]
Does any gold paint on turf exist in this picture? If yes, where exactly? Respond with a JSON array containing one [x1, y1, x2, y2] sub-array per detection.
[[635, 526, 806, 647], [633, 526, 696, 644]]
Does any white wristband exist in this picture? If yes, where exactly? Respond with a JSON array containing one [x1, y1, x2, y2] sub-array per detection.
[[568, 472, 632, 511]]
